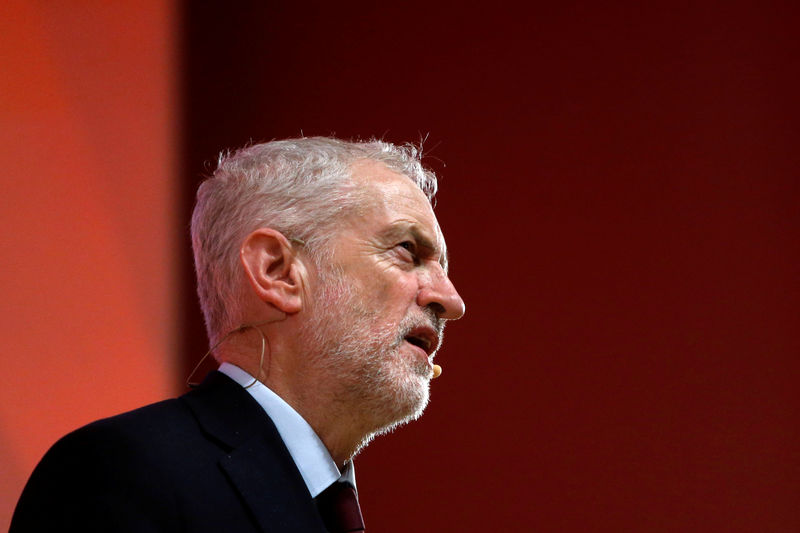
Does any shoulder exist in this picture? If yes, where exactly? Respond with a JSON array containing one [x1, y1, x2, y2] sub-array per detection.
[[51, 397, 195, 467], [53, 371, 258, 459], [10, 373, 287, 532], [36, 374, 255, 478], [10, 398, 190, 532]]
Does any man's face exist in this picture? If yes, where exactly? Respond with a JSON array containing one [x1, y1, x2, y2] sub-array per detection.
[[300, 160, 465, 433]]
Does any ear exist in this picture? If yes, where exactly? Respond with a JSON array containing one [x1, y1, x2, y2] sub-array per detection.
[[240, 228, 304, 314]]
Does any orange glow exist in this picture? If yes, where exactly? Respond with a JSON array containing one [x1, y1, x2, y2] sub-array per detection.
[[0, 2, 177, 528]]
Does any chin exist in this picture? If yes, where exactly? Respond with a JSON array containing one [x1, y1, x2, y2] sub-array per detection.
[[347, 371, 432, 458], [370, 364, 432, 435]]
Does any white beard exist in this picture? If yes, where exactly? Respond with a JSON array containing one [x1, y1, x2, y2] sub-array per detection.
[[298, 267, 440, 438]]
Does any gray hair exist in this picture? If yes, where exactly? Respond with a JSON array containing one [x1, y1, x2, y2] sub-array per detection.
[[190, 136, 438, 346]]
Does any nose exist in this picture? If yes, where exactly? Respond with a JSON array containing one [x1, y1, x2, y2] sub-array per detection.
[[417, 267, 465, 320]]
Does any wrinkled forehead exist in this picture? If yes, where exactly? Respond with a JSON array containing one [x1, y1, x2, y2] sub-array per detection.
[[349, 159, 450, 271], [421, 218, 449, 273], [431, 218, 449, 273]]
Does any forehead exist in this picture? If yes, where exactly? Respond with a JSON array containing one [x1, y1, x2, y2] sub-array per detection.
[[349, 159, 449, 269]]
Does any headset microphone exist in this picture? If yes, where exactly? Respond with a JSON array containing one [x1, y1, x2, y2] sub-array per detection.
[[432, 364, 442, 379]]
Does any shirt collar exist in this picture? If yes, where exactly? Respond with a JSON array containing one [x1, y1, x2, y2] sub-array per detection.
[[218, 363, 356, 497]]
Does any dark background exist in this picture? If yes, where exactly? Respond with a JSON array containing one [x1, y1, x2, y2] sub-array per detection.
[[180, 2, 799, 531]]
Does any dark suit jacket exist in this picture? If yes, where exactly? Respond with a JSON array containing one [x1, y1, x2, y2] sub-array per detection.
[[10, 372, 330, 532]]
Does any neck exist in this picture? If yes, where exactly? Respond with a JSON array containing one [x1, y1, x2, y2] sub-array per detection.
[[219, 334, 377, 466], [265, 371, 378, 466]]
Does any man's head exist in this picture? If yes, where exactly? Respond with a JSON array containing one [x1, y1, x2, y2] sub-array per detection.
[[191, 138, 439, 346], [191, 137, 464, 441]]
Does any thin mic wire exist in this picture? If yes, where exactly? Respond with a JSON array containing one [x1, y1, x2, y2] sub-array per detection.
[[186, 315, 283, 389], [242, 327, 267, 389]]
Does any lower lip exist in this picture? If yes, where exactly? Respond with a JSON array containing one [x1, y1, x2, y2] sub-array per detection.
[[404, 340, 433, 368]]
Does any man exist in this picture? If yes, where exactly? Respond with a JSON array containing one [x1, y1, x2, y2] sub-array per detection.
[[11, 137, 465, 532]]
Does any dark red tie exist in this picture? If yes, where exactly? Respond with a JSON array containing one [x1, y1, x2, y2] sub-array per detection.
[[315, 482, 365, 533]]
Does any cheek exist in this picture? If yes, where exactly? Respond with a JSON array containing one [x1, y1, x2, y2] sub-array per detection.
[[350, 270, 419, 316], [376, 275, 418, 311]]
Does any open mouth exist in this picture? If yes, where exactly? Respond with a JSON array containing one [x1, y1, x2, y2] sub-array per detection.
[[403, 326, 438, 356], [404, 335, 431, 352]]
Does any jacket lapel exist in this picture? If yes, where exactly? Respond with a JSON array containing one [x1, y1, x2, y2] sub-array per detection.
[[220, 435, 327, 532], [182, 372, 328, 533]]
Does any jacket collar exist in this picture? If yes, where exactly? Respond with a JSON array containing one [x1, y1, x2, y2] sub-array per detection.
[[181, 371, 328, 532]]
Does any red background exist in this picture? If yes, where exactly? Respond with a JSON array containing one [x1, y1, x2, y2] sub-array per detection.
[[3, 1, 799, 531]]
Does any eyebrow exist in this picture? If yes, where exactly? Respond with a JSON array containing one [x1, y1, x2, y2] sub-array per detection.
[[381, 223, 449, 273]]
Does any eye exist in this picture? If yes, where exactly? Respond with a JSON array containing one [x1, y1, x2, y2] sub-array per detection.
[[396, 241, 420, 264]]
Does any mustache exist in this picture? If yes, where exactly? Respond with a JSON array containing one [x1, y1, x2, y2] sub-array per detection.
[[396, 308, 444, 349]]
